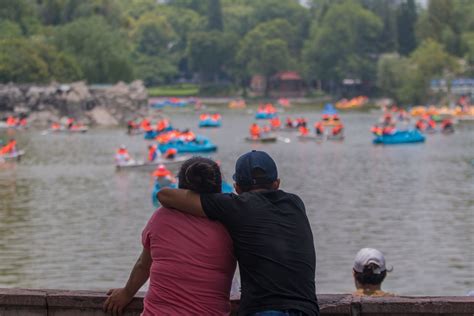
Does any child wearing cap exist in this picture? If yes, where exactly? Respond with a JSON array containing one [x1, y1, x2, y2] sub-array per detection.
[[352, 248, 393, 297], [158, 150, 319, 316]]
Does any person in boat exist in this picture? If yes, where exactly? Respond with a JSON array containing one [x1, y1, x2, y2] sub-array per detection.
[[127, 120, 137, 134], [299, 126, 309, 136], [147, 144, 160, 162], [211, 113, 221, 121], [249, 123, 261, 139], [332, 123, 344, 136], [105, 157, 236, 315], [51, 122, 61, 130], [315, 121, 324, 136], [157, 150, 319, 316], [415, 119, 426, 131], [19, 117, 27, 127], [370, 125, 383, 136], [382, 113, 392, 126], [6, 116, 17, 127], [285, 117, 293, 128], [441, 118, 454, 133], [152, 164, 176, 188], [262, 125, 271, 135], [352, 248, 393, 297], [270, 117, 281, 130], [199, 113, 209, 121], [163, 148, 177, 160], [181, 129, 196, 142], [0, 139, 17, 155], [66, 117, 74, 129], [427, 118, 436, 131], [382, 124, 396, 135], [322, 114, 330, 123], [115, 145, 132, 165]]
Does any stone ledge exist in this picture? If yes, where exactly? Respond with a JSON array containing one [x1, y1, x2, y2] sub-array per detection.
[[0, 288, 473, 316]]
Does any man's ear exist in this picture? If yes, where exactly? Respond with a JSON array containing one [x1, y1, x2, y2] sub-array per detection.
[[234, 183, 242, 194], [272, 179, 280, 190]]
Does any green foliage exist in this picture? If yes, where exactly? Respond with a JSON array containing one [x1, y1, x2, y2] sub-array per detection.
[[0, 20, 23, 38], [208, 0, 223, 31], [0, 38, 82, 83], [187, 31, 236, 81], [132, 13, 177, 57], [133, 54, 178, 86], [377, 39, 459, 104], [55, 16, 132, 83], [396, 0, 417, 55], [303, 1, 383, 81], [236, 18, 297, 92], [148, 84, 199, 97]]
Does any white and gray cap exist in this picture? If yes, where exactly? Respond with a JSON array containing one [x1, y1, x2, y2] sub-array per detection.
[[353, 248, 387, 275]]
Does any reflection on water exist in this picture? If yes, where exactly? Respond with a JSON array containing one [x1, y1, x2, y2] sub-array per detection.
[[0, 111, 473, 295]]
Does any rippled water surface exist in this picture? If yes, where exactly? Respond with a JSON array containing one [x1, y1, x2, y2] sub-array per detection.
[[1, 109, 473, 295]]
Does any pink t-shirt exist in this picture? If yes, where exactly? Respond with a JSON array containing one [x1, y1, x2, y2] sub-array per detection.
[[141, 207, 236, 316]]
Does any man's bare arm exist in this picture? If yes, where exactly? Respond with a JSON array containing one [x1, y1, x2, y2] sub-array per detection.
[[157, 188, 206, 217]]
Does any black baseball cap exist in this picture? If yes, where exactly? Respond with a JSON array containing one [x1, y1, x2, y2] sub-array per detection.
[[233, 150, 278, 185]]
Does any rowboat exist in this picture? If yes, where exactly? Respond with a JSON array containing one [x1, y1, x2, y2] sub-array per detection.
[[48, 126, 88, 133], [245, 135, 277, 143], [116, 156, 189, 171], [0, 150, 25, 161], [297, 135, 324, 141], [158, 137, 217, 153]]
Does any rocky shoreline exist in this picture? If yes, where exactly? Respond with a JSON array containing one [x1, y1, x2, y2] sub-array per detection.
[[0, 81, 148, 127]]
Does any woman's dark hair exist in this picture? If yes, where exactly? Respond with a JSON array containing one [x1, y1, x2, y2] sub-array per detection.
[[178, 157, 222, 194], [353, 264, 387, 285]]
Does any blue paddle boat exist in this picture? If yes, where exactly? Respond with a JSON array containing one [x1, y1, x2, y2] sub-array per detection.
[[199, 118, 222, 128], [255, 112, 277, 119], [144, 126, 174, 140], [158, 136, 217, 153], [373, 130, 426, 145]]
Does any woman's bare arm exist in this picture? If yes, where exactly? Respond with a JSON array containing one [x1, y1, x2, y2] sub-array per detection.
[[103, 248, 152, 315]]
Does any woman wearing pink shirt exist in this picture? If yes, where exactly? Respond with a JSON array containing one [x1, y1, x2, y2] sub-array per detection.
[[104, 157, 236, 315]]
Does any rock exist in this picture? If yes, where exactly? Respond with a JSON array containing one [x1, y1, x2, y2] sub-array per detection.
[[86, 107, 118, 126], [0, 81, 148, 126], [28, 110, 60, 127]]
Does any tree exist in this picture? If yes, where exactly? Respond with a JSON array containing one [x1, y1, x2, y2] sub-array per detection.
[[415, 0, 461, 56], [208, 0, 223, 31], [55, 16, 133, 83], [0, 38, 82, 83], [236, 19, 296, 95], [397, 0, 417, 55], [187, 31, 236, 81], [358, 0, 399, 52], [132, 13, 177, 57], [303, 2, 383, 84]]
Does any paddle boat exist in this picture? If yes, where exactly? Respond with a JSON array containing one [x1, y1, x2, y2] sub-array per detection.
[[199, 114, 222, 128], [150, 97, 188, 108], [255, 111, 277, 119], [158, 136, 217, 153], [0, 150, 25, 161], [144, 126, 174, 140], [116, 155, 189, 171], [222, 181, 233, 193], [228, 99, 246, 109], [373, 130, 425, 145]]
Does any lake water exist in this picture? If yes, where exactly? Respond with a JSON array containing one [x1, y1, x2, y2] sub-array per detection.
[[0, 108, 473, 296]]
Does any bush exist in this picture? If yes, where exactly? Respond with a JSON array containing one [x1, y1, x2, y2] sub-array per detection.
[[198, 83, 237, 96]]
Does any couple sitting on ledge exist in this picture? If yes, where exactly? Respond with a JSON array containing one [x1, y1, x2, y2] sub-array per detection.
[[104, 150, 391, 316]]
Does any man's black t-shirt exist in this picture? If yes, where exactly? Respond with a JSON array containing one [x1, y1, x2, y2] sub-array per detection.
[[200, 190, 319, 316]]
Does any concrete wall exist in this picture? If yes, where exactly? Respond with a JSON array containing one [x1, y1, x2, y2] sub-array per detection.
[[1, 289, 473, 316]]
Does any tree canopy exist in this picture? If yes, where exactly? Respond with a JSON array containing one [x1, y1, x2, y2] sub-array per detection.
[[0, 0, 473, 103]]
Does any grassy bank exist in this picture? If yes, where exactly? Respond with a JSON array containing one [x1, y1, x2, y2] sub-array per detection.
[[148, 84, 199, 97]]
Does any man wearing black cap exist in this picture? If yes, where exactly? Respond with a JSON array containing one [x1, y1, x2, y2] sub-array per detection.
[[158, 150, 319, 316]]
